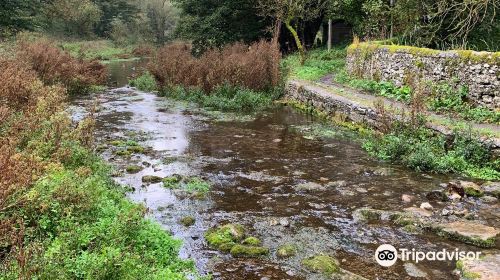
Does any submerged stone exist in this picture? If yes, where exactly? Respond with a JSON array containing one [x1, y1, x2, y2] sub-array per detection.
[[125, 165, 143, 174], [481, 182, 500, 198], [142, 175, 163, 184], [242, 237, 261, 246], [326, 180, 347, 188], [179, 216, 195, 227], [435, 221, 499, 248], [404, 263, 428, 278], [294, 182, 326, 192], [230, 244, 269, 257], [457, 254, 500, 280], [277, 244, 297, 258], [302, 255, 340, 275]]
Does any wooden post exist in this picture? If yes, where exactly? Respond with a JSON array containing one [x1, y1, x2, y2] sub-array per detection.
[[327, 19, 332, 51]]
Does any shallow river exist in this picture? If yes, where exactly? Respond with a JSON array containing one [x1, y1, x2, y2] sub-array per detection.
[[70, 60, 499, 280]]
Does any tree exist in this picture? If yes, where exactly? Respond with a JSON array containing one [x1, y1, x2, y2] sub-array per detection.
[[44, 0, 102, 37], [144, 0, 178, 45], [258, 0, 326, 64], [425, 0, 499, 49], [173, 0, 269, 54], [0, 0, 41, 36], [92, 0, 139, 36]]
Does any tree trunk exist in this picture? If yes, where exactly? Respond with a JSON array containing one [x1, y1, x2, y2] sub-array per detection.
[[285, 19, 306, 65], [327, 19, 332, 51]]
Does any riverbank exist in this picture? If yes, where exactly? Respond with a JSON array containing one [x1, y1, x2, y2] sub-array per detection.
[[0, 41, 195, 279], [285, 79, 500, 181]]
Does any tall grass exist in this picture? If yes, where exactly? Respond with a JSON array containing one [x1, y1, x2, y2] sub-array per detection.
[[149, 41, 282, 93], [17, 40, 107, 95]]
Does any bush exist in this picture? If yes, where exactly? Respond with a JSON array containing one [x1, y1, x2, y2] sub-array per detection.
[[129, 71, 158, 92], [428, 83, 500, 124], [17, 40, 107, 95], [149, 40, 281, 93], [363, 122, 500, 180]]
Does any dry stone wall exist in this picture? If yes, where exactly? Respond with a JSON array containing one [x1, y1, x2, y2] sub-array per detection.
[[346, 43, 500, 109]]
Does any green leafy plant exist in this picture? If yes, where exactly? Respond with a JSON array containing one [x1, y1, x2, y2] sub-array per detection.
[[129, 71, 158, 92], [428, 83, 500, 124], [363, 123, 499, 180]]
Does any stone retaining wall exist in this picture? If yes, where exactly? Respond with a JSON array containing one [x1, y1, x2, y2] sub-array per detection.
[[285, 80, 500, 151], [346, 43, 500, 109]]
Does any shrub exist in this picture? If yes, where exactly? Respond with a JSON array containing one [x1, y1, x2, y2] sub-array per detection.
[[363, 122, 500, 180], [17, 40, 107, 95], [149, 40, 281, 93], [428, 83, 500, 124], [129, 71, 158, 92]]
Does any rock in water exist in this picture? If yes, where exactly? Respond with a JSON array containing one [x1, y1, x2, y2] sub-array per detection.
[[404, 263, 428, 278], [436, 221, 499, 248], [459, 181, 484, 197], [457, 254, 500, 280], [293, 182, 326, 192]]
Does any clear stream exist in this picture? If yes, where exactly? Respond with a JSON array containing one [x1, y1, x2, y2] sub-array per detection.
[[70, 60, 499, 280]]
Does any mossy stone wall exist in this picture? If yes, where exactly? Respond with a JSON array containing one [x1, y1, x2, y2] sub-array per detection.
[[346, 42, 500, 108]]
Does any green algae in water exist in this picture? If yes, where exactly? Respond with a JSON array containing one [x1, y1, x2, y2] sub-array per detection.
[[230, 244, 269, 257], [205, 224, 246, 251], [302, 255, 340, 275], [277, 244, 297, 258], [242, 237, 261, 246]]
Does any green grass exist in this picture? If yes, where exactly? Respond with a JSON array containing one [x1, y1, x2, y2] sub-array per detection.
[[161, 84, 280, 112], [0, 146, 198, 279], [60, 40, 133, 61], [283, 47, 347, 81]]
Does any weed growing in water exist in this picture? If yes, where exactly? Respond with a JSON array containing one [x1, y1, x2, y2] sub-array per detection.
[[129, 71, 158, 92]]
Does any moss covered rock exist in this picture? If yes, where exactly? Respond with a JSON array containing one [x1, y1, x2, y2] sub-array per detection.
[[126, 165, 143, 174], [435, 221, 499, 248], [302, 255, 340, 275], [205, 224, 246, 251], [127, 145, 145, 154], [277, 244, 297, 258], [456, 254, 500, 280], [460, 181, 484, 198], [242, 237, 261, 246], [115, 149, 132, 157], [179, 216, 195, 227], [163, 175, 182, 189], [142, 175, 163, 184], [230, 244, 269, 257]]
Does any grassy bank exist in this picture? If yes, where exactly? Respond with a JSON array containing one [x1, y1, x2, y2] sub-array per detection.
[[0, 40, 196, 279], [287, 100, 500, 181], [0, 32, 153, 62]]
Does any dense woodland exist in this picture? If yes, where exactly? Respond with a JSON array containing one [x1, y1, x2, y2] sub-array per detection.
[[1, 0, 499, 51]]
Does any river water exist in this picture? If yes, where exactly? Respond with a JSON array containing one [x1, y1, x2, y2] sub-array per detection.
[[70, 60, 499, 280]]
